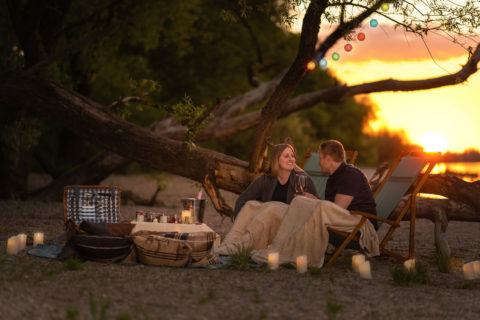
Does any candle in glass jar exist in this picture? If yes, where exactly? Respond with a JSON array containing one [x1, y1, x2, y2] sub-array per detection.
[[17, 233, 27, 251], [463, 262, 476, 280], [358, 261, 372, 279], [296, 255, 308, 274], [160, 214, 168, 223], [403, 259, 415, 271], [268, 252, 279, 270], [33, 232, 44, 247], [136, 211, 145, 222], [181, 210, 191, 224], [352, 254, 365, 273], [6, 237, 19, 255]]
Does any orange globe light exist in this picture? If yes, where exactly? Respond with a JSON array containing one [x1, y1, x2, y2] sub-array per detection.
[[306, 61, 316, 71]]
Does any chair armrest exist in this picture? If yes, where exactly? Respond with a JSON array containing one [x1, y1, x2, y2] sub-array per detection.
[[350, 211, 399, 227]]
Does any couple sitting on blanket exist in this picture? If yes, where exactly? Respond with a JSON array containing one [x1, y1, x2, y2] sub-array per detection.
[[216, 139, 380, 268]]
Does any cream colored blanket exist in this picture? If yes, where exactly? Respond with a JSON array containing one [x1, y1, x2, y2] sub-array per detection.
[[216, 196, 379, 268]]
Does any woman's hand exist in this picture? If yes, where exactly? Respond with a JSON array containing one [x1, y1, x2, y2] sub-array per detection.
[[297, 192, 318, 200]]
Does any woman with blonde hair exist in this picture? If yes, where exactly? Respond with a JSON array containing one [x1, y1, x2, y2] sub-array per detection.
[[234, 142, 318, 218]]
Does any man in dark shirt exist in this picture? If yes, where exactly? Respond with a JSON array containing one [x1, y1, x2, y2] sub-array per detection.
[[304, 139, 377, 249]]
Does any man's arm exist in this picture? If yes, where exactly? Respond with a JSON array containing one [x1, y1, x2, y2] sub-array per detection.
[[334, 194, 354, 209]]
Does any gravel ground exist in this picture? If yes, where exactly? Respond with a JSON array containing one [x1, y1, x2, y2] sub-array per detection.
[[0, 173, 479, 320]]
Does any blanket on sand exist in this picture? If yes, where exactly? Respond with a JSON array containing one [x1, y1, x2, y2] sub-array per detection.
[[216, 196, 379, 268]]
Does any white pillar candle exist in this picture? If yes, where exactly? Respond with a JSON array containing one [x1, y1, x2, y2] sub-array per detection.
[[352, 254, 365, 273], [403, 259, 416, 271], [33, 232, 44, 247], [472, 260, 480, 278], [7, 237, 19, 255], [358, 261, 372, 279], [268, 252, 279, 270], [17, 233, 27, 251], [463, 262, 476, 280], [296, 255, 308, 274]]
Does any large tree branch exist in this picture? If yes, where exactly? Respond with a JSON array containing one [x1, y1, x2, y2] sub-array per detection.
[[248, 0, 328, 173]]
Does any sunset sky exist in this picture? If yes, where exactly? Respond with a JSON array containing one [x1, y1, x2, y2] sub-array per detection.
[[300, 10, 480, 153]]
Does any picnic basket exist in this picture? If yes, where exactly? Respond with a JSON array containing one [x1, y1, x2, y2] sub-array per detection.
[[63, 185, 122, 226]]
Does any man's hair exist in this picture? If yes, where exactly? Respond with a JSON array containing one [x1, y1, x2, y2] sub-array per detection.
[[267, 143, 302, 176], [319, 140, 345, 162]]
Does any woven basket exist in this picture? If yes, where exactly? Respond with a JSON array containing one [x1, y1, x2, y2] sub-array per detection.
[[63, 185, 122, 226]]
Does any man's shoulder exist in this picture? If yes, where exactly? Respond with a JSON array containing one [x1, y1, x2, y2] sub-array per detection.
[[343, 165, 367, 180]]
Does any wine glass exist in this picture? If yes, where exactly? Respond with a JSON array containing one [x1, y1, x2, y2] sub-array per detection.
[[295, 174, 306, 195]]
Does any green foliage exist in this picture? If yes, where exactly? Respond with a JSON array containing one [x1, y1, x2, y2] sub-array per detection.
[[199, 289, 216, 304], [228, 244, 253, 271], [64, 257, 83, 271], [432, 251, 454, 273], [65, 306, 80, 320], [308, 266, 322, 276], [280, 262, 295, 269], [326, 297, 344, 320], [389, 262, 429, 285], [87, 290, 111, 320]]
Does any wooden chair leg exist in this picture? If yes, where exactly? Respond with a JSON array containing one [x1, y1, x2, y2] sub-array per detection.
[[408, 195, 416, 259], [324, 217, 366, 268]]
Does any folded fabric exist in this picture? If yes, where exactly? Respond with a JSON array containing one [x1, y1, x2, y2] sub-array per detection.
[[27, 244, 64, 260]]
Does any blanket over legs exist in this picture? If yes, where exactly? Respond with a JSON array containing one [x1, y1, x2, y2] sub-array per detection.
[[217, 196, 379, 268]]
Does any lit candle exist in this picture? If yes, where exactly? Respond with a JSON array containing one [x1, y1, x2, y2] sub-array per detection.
[[472, 260, 480, 278], [463, 262, 476, 280], [352, 254, 365, 273], [268, 252, 279, 270], [296, 255, 308, 274], [160, 215, 168, 223], [17, 233, 27, 251], [7, 237, 18, 255], [33, 232, 44, 247], [181, 210, 191, 224], [358, 261, 372, 279], [403, 259, 416, 271]]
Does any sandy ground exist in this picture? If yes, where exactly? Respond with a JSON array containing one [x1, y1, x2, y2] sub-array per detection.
[[0, 172, 479, 320]]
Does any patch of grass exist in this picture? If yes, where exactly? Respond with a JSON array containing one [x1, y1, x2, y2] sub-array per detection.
[[65, 306, 80, 320], [115, 312, 131, 320], [389, 262, 429, 285], [251, 288, 262, 304], [452, 281, 479, 290], [309, 266, 322, 276], [326, 297, 344, 320], [43, 267, 62, 277], [199, 289, 216, 304], [228, 245, 252, 271], [432, 251, 454, 273], [259, 311, 268, 319], [280, 262, 295, 269], [64, 257, 83, 271], [88, 290, 111, 320], [328, 271, 335, 283]]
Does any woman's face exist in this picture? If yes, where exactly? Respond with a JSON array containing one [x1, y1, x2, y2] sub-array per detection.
[[278, 147, 296, 172]]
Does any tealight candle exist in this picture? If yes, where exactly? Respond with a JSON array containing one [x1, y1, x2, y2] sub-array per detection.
[[268, 252, 279, 270], [403, 259, 416, 271], [7, 237, 19, 255], [358, 261, 372, 279], [352, 254, 365, 273], [33, 232, 44, 247], [472, 260, 480, 278], [463, 262, 476, 280], [181, 210, 192, 224], [296, 255, 308, 274], [17, 233, 27, 251]]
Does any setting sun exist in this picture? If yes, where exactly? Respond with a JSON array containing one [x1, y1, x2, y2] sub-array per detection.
[[418, 132, 449, 153]]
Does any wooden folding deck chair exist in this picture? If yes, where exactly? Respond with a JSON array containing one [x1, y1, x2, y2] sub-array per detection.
[[324, 151, 440, 268], [300, 148, 358, 199]]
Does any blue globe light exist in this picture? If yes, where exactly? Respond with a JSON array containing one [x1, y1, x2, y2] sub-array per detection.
[[319, 59, 327, 68], [370, 19, 378, 28]]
